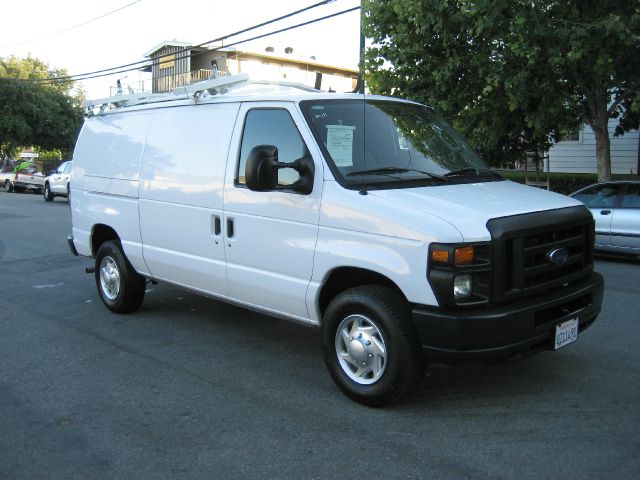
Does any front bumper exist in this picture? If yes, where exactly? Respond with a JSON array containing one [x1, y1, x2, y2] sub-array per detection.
[[412, 272, 604, 366]]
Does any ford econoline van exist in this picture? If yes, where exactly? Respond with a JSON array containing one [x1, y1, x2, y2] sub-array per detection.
[[68, 75, 603, 405]]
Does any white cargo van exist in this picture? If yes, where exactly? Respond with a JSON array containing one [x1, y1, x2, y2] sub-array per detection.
[[69, 75, 603, 405]]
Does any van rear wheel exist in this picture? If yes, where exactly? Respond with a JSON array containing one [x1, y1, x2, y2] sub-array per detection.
[[95, 240, 145, 313], [321, 285, 425, 406]]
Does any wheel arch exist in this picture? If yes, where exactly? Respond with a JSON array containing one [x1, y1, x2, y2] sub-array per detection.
[[91, 224, 120, 257], [317, 266, 407, 318]]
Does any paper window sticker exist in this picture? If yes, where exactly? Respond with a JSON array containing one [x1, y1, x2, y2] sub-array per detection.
[[326, 125, 356, 167], [398, 133, 410, 150]]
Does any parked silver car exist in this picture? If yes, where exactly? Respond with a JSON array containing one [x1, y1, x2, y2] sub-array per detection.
[[43, 161, 72, 201], [570, 181, 640, 257]]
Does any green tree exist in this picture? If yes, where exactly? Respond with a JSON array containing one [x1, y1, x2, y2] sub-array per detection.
[[0, 55, 84, 159], [363, 0, 640, 180]]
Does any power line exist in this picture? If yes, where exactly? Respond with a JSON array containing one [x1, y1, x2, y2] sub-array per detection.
[[10, 0, 343, 84], [33, 5, 362, 85], [220, 7, 361, 57], [0, 1, 144, 49]]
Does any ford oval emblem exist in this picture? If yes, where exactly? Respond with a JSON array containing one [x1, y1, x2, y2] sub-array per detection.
[[547, 247, 569, 266]]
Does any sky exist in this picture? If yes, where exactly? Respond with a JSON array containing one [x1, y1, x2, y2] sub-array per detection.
[[0, 0, 362, 100]]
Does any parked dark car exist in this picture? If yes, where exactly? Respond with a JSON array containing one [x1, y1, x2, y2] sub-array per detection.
[[570, 181, 640, 257]]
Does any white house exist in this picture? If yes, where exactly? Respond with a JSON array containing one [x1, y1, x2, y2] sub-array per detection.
[[546, 118, 639, 175]]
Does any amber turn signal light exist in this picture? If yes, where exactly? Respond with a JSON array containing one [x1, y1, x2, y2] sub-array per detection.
[[431, 249, 449, 263], [454, 246, 474, 265]]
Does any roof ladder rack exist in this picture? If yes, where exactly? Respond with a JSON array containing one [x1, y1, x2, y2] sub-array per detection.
[[237, 78, 321, 93], [172, 73, 251, 97], [83, 73, 324, 115], [171, 73, 321, 98], [83, 93, 169, 115]]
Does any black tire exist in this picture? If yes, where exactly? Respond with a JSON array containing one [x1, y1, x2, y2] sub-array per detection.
[[4, 180, 13, 193], [321, 285, 426, 406], [43, 183, 54, 201], [95, 240, 145, 314], [67, 183, 71, 203]]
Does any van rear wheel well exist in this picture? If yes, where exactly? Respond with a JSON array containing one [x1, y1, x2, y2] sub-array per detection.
[[318, 267, 405, 317], [92, 224, 120, 257]]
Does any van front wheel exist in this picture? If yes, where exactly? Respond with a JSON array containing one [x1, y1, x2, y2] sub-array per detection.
[[95, 241, 145, 313], [321, 285, 425, 406]]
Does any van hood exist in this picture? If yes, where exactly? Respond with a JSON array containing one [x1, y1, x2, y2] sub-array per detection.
[[368, 180, 583, 242]]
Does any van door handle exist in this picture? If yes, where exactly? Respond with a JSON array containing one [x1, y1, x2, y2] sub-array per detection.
[[226, 218, 234, 238], [600, 210, 612, 215], [211, 215, 221, 244]]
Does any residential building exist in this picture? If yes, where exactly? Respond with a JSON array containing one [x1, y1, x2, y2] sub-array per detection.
[[142, 41, 359, 94], [546, 119, 639, 175]]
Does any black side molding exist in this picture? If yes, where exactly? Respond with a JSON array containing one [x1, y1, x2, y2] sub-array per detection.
[[67, 235, 79, 256]]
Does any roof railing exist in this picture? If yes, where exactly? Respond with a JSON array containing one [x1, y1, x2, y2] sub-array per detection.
[[83, 92, 170, 115], [172, 73, 252, 97], [83, 74, 322, 115], [172, 73, 321, 96]]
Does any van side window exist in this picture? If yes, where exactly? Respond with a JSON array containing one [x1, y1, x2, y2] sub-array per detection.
[[237, 109, 308, 187]]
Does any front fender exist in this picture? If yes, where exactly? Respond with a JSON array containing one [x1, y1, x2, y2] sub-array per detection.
[[306, 227, 436, 324]]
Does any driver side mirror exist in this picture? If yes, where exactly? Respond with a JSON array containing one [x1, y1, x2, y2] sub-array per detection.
[[245, 145, 314, 195]]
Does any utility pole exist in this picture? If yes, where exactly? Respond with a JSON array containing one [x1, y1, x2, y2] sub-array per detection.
[[358, 8, 365, 94]]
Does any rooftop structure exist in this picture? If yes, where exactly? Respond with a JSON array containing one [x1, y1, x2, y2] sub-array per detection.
[[141, 41, 359, 94]]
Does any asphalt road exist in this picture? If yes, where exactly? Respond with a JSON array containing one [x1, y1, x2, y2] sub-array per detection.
[[1, 192, 639, 480]]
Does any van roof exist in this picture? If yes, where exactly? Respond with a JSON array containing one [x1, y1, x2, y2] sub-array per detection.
[[83, 74, 417, 116]]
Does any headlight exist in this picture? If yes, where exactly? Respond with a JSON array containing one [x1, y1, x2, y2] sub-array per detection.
[[428, 242, 491, 307], [453, 273, 473, 298]]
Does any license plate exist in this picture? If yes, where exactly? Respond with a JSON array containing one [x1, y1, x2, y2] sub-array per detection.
[[555, 318, 579, 350]]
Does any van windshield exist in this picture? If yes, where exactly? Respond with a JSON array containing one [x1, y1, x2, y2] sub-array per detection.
[[300, 99, 499, 188]]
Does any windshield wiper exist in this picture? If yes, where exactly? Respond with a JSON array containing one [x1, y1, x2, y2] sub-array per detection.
[[346, 167, 450, 181], [444, 168, 502, 179]]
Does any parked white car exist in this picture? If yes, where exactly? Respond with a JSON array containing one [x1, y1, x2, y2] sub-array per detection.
[[43, 161, 72, 201], [68, 75, 604, 405]]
